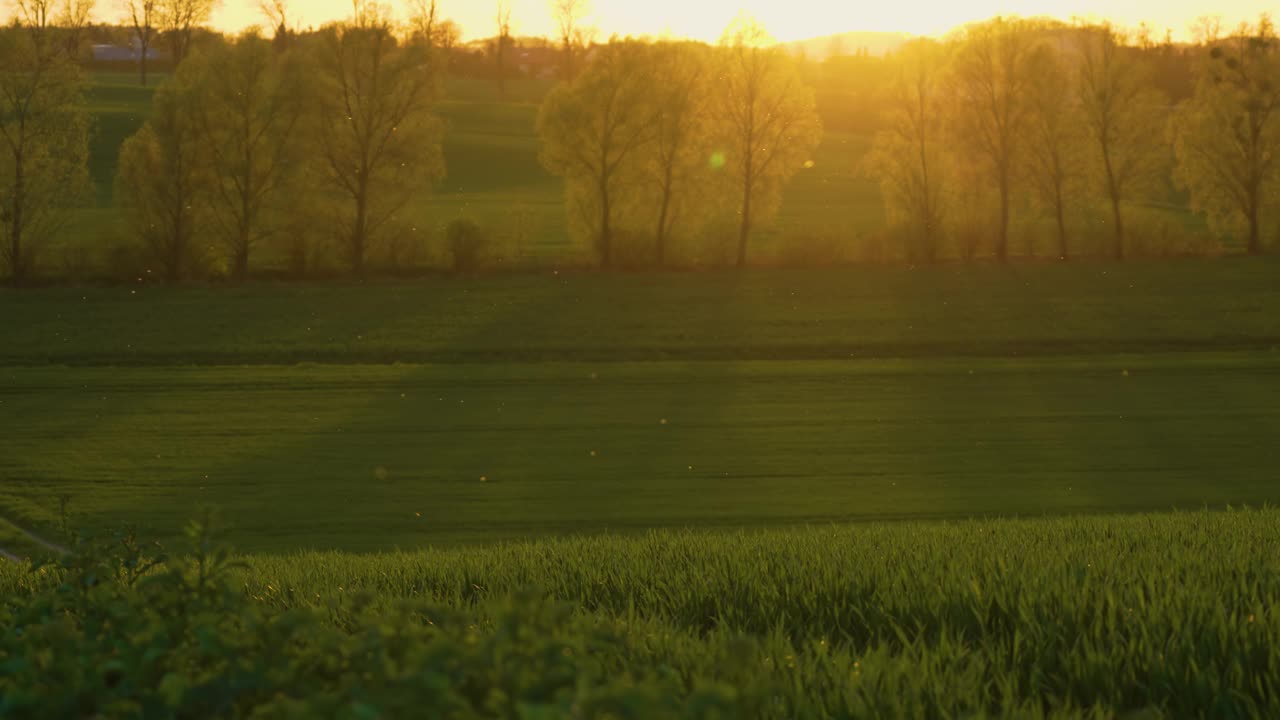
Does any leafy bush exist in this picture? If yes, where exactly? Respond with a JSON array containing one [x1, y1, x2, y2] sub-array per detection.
[[0, 520, 789, 718]]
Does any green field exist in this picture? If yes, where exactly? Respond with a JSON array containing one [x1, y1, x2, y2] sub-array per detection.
[[2, 261, 1277, 551], [4, 57, 1276, 720]]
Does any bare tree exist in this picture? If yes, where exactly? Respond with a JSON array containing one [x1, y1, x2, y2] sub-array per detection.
[[719, 18, 823, 267], [436, 18, 459, 63], [0, 28, 92, 284], [257, 0, 293, 40], [193, 33, 308, 279], [121, 0, 158, 86], [13, 0, 56, 32], [158, 0, 217, 66], [1023, 41, 1085, 260], [1174, 16, 1280, 255], [309, 6, 446, 274], [495, 0, 511, 100], [57, 0, 96, 61], [115, 62, 210, 282], [550, 0, 590, 81], [538, 40, 656, 268], [642, 41, 717, 266], [1075, 23, 1168, 260], [407, 0, 436, 48], [866, 39, 951, 262], [948, 17, 1036, 262]]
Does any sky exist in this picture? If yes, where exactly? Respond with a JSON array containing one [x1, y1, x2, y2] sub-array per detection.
[[97, 0, 1280, 43]]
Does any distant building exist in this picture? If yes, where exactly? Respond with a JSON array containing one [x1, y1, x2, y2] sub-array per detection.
[[517, 46, 560, 79], [91, 36, 162, 63]]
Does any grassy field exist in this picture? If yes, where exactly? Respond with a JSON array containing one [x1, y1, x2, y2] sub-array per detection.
[[3, 259, 1278, 365], [2, 261, 1277, 551], [3, 510, 1278, 716]]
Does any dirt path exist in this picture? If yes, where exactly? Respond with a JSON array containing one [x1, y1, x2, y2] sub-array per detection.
[[0, 517, 69, 563]]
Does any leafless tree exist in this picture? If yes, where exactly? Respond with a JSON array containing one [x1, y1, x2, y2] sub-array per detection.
[[13, 0, 56, 33], [1023, 42, 1085, 260], [120, 0, 158, 86], [1174, 16, 1280, 255], [551, 0, 590, 81], [158, 0, 217, 66], [865, 39, 951, 262], [310, 7, 445, 274], [0, 25, 91, 284], [407, 0, 436, 49], [57, 0, 96, 61], [192, 34, 308, 279], [257, 0, 292, 37], [1075, 22, 1168, 260], [719, 18, 823, 267], [537, 41, 657, 268], [495, 0, 512, 100], [948, 17, 1036, 262]]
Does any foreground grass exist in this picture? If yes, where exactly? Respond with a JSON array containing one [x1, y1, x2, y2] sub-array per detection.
[[2, 510, 1278, 717]]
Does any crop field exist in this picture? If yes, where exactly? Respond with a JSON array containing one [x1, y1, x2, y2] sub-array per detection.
[[3, 509, 1279, 716], [2, 260, 1278, 552], [6, 23, 1279, 716]]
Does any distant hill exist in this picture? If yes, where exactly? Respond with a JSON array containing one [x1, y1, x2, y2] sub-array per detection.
[[782, 31, 913, 60]]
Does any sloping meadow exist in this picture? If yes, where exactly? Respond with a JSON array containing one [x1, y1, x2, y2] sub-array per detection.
[[2, 509, 1278, 717]]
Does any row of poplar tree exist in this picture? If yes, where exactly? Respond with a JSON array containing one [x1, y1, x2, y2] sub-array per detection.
[[867, 16, 1280, 262], [546, 15, 1280, 267], [1, 0, 449, 284], [2, 7, 1279, 284]]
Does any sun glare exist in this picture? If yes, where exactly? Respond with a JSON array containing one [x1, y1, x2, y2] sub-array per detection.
[[207, 0, 1280, 41]]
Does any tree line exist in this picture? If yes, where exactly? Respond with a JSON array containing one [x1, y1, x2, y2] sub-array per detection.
[[868, 16, 1280, 262], [538, 19, 821, 268], [2, 3, 1278, 284]]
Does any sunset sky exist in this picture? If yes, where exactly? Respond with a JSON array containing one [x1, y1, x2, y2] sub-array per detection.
[[201, 0, 1278, 41], [2, 0, 1269, 42]]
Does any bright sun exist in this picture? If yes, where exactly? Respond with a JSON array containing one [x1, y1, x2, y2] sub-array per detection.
[[212, 0, 1276, 42]]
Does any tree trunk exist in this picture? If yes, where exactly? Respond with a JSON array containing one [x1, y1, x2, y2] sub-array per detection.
[[655, 171, 673, 268], [140, 36, 149, 87], [1054, 190, 1068, 261], [996, 171, 1010, 262], [1100, 140, 1124, 261], [1247, 191, 1261, 256], [496, 40, 506, 102], [598, 177, 612, 269], [234, 225, 251, 281], [352, 196, 367, 276], [10, 156, 25, 286], [1109, 191, 1125, 261], [169, 208, 185, 284], [737, 178, 752, 268]]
